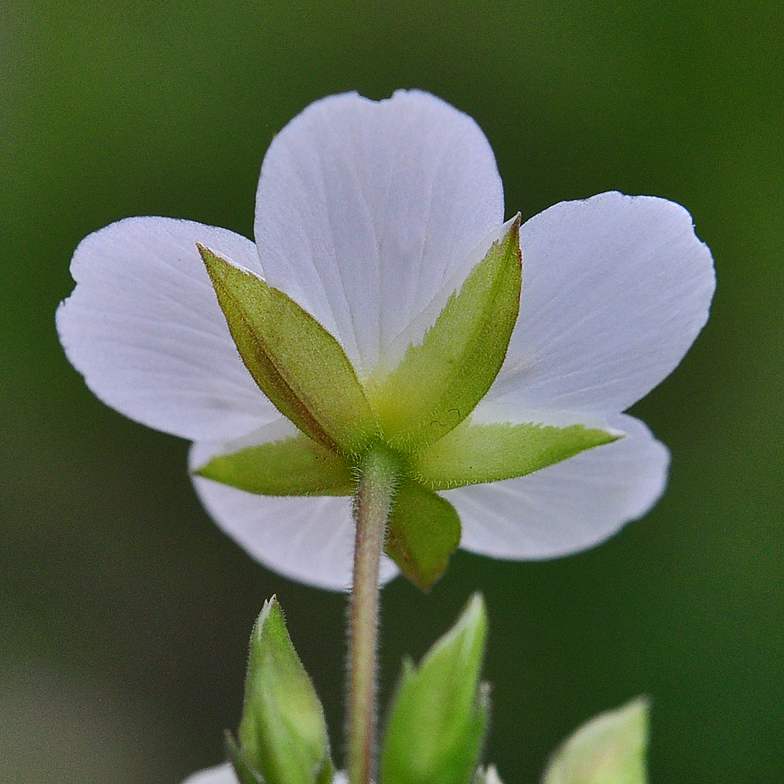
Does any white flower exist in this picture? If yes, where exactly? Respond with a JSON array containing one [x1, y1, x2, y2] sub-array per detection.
[[57, 91, 714, 590]]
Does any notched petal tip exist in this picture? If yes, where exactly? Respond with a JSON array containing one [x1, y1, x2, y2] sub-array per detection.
[[253, 88, 505, 376]]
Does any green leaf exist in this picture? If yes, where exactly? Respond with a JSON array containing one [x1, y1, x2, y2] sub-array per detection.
[[238, 597, 334, 784], [194, 434, 354, 496], [381, 594, 490, 784], [385, 481, 462, 591], [199, 245, 377, 456], [411, 420, 619, 490], [367, 218, 522, 454], [542, 698, 649, 784]]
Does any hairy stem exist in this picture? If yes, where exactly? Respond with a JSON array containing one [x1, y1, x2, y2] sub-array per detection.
[[348, 447, 399, 784]]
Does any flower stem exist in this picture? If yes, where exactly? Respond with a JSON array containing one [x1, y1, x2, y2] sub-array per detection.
[[348, 446, 399, 784]]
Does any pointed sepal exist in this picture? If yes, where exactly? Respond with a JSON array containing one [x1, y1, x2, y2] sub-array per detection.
[[195, 434, 354, 496], [412, 420, 619, 490], [234, 597, 334, 784], [381, 594, 490, 784], [385, 482, 461, 591], [368, 217, 522, 454], [542, 698, 649, 784], [199, 245, 377, 456], [225, 731, 265, 784]]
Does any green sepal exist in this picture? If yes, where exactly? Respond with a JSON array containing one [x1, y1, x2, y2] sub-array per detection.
[[381, 594, 490, 784], [225, 731, 266, 784], [385, 481, 461, 591], [412, 420, 619, 490], [367, 218, 522, 454], [199, 245, 377, 456], [542, 698, 649, 784], [237, 597, 334, 784], [194, 434, 354, 496]]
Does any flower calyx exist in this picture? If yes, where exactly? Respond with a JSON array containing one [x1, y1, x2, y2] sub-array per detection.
[[195, 220, 616, 589]]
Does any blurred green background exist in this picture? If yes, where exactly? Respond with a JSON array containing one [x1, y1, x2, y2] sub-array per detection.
[[2, 1, 782, 782]]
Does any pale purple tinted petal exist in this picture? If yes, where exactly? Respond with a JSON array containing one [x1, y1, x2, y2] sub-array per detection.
[[57, 217, 279, 441], [446, 415, 669, 559], [190, 439, 399, 591], [254, 90, 504, 377], [489, 193, 715, 416]]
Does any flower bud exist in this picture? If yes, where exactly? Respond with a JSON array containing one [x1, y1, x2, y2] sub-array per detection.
[[542, 697, 649, 784], [228, 597, 334, 784], [381, 594, 489, 784]]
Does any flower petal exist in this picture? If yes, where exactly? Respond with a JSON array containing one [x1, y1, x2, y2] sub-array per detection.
[[57, 217, 279, 441], [190, 438, 399, 590], [254, 90, 504, 377], [445, 414, 669, 559], [488, 193, 715, 417], [182, 763, 237, 784], [181, 764, 349, 784]]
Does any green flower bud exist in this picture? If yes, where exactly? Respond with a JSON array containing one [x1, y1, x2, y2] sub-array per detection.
[[229, 597, 334, 784], [542, 698, 649, 784], [381, 594, 489, 784]]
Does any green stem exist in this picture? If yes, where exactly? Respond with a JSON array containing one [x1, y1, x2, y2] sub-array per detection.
[[348, 446, 399, 784]]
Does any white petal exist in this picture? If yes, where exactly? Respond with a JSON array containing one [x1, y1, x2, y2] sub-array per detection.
[[181, 764, 348, 784], [57, 217, 280, 441], [445, 414, 669, 559], [488, 193, 715, 417], [254, 90, 504, 377], [190, 437, 399, 591], [182, 763, 237, 784]]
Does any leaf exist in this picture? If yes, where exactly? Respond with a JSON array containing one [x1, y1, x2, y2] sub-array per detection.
[[381, 594, 490, 784], [542, 698, 649, 784], [199, 245, 377, 456], [367, 218, 522, 454], [385, 481, 462, 591], [194, 435, 354, 496], [411, 420, 619, 490]]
